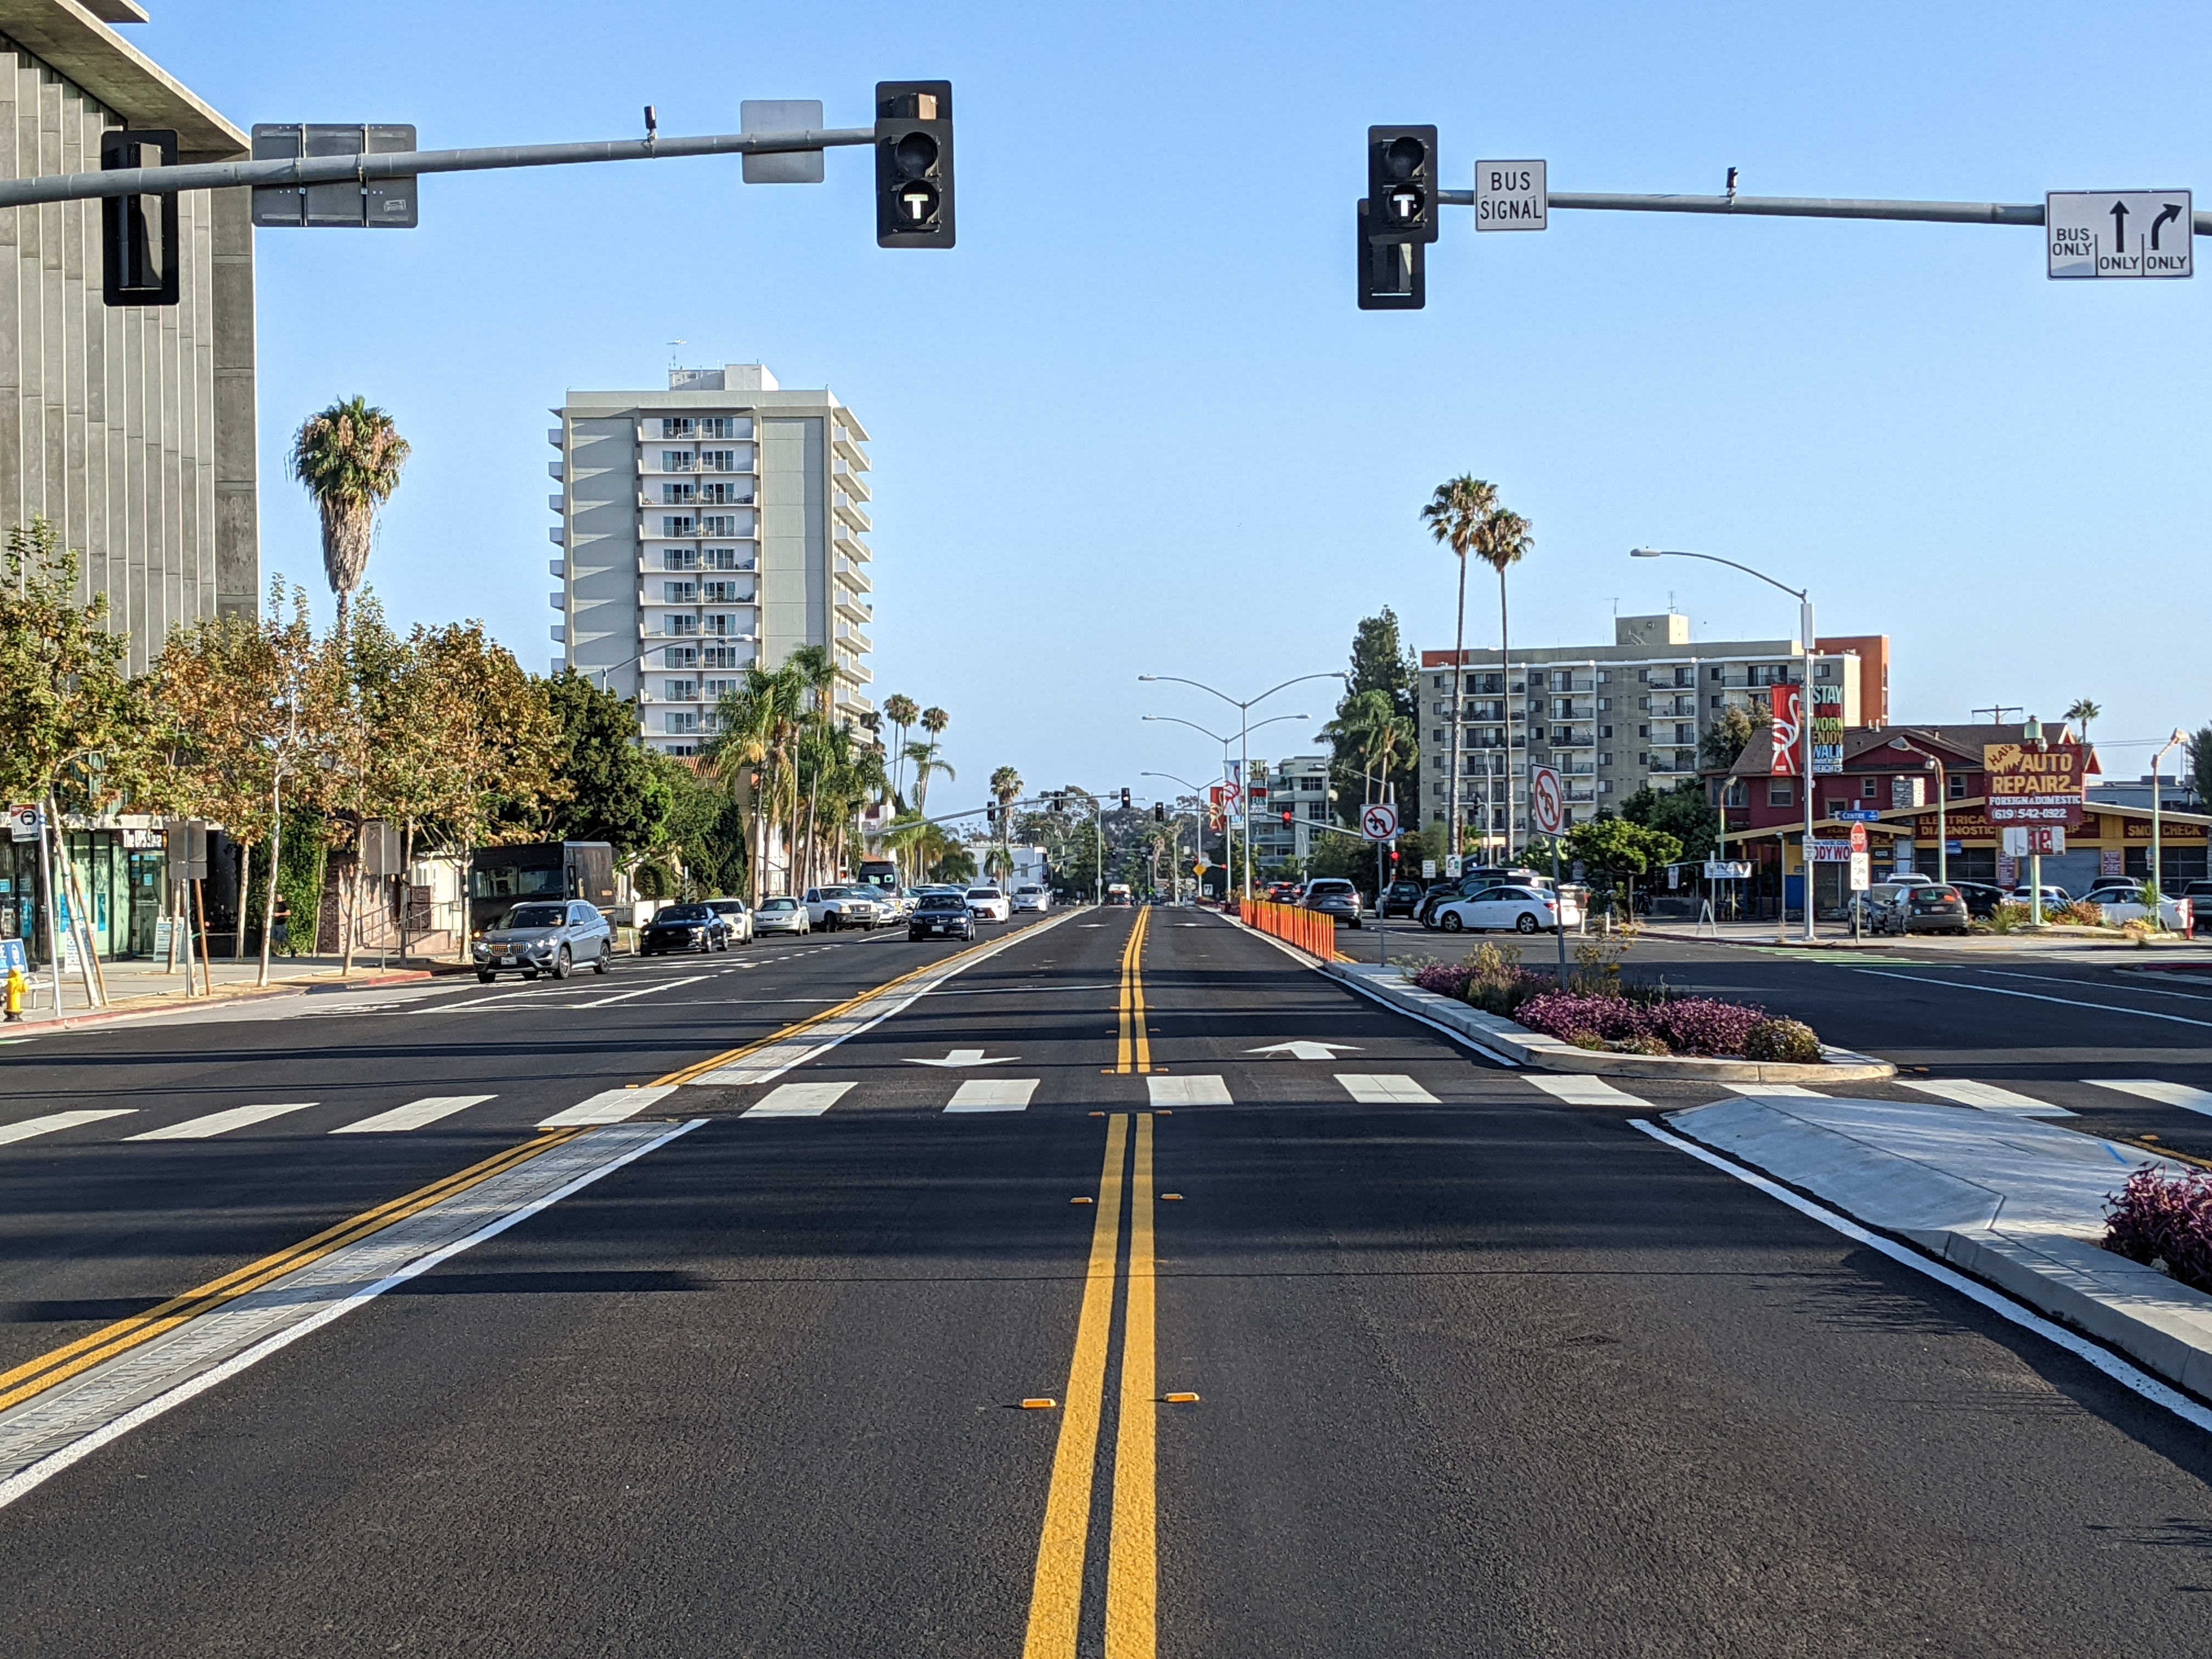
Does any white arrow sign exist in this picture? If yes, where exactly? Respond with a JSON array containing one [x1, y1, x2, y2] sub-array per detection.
[[1246, 1041, 1363, 1060], [905, 1049, 1019, 1068]]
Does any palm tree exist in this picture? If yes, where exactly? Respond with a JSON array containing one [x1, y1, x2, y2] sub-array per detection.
[[2065, 698, 2101, 751], [988, 764, 1023, 891], [1471, 504, 1534, 855], [709, 659, 807, 904], [882, 693, 919, 803], [290, 397, 410, 635], [1420, 476, 1498, 862], [920, 706, 949, 747], [1321, 690, 1415, 806], [905, 738, 955, 815]]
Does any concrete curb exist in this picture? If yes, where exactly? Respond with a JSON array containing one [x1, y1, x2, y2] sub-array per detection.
[[1320, 960, 1896, 1082], [10, 966, 442, 1031], [1665, 1096, 2212, 1402]]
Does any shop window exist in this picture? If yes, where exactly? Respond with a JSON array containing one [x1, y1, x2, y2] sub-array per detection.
[[1768, 780, 1795, 806], [1948, 773, 1967, 799]]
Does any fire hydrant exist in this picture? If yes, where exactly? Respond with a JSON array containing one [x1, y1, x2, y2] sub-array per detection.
[[4, 966, 26, 1022]]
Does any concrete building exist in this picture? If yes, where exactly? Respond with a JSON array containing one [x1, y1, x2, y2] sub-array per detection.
[[551, 362, 874, 755], [1418, 613, 1888, 846], [1247, 755, 1335, 868], [0, 1, 259, 670]]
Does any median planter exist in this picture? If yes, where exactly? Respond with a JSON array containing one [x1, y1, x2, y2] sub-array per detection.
[[1322, 961, 1894, 1082]]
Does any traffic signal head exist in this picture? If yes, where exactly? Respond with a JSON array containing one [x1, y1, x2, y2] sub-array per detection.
[[1356, 199, 1424, 311], [1367, 125, 1438, 245], [1121, 788, 1132, 810], [101, 129, 179, 308], [1153, 803, 1165, 823], [874, 81, 954, 248], [1280, 810, 1294, 825]]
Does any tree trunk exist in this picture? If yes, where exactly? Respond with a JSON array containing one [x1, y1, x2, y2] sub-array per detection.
[[233, 839, 252, 961], [1498, 569, 1514, 859], [1446, 549, 1468, 865], [256, 770, 282, 988]]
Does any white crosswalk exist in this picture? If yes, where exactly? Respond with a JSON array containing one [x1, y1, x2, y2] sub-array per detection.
[[126, 1102, 318, 1141], [743, 1081, 857, 1119], [0, 1109, 136, 1146], [946, 1079, 1039, 1113], [332, 1094, 496, 1134], [1899, 1079, 2074, 1118], [2085, 1079, 2212, 1117]]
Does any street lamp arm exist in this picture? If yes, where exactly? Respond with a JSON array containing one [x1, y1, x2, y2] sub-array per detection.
[[1142, 714, 1235, 744], [1630, 547, 1807, 603], [1137, 674, 1245, 712], [1250, 671, 1351, 709]]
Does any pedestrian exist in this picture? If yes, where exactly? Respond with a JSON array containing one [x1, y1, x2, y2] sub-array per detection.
[[270, 891, 291, 956]]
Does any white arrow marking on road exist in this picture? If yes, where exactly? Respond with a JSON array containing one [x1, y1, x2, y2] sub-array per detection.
[[1246, 1041, 1363, 1060], [906, 1048, 1020, 1068]]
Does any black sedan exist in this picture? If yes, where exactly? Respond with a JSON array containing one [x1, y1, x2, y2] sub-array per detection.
[[909, 893, 977, 941], [638, 902, 734, 955]]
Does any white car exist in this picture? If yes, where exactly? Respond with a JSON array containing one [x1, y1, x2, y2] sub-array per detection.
[[702, 898, 754, 943], [753, 896, 811, 936], [1999, 885, 2074, 911], [966, 885, 1013, 923], [803, 885, 889, 931], [1435, 883, 1579, 935], [2080, 885, 2194, 930], [1012, 885, 1050, 913]]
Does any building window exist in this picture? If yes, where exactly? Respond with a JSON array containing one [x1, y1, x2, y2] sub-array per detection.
[[1638, 724, 1649, 738], [662, 580, 697, 603], [1597, 697, 1610, 712], [1768, 780, 1794, 806], [665, 712, 700, 735], [703, 645, 742, 668], [1711, 695, 1725, 710], [1949, 773, 1967, 799], [663, 549, 699, 571], [699, 416, 744, 439], [661, 646, 698, 668], [664, 679, 698, 702], [1724, 781, 1747, 807], [1710, 665, 1725, 682], [663, 615, 699, 635], [659, 450, 695, 472], [659, 418, 696, 438], [703, 678, 738, 700], [700, 515, 739, 537], [699, 449, 741, 472], [1639, 752, 1649, 766], [1860, 776, 1878, 799], [661, 515, 695, 537]]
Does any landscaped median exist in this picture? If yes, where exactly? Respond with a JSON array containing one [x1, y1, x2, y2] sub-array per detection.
[[1323, 943, 1893, 1082]]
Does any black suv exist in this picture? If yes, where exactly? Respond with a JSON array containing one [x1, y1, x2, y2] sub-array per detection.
[[1379, 880, 1425, 918]]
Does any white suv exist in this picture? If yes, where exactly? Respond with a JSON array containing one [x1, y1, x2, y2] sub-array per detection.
[[966, 886, 1013, 923], [804, 885, 889, 931]]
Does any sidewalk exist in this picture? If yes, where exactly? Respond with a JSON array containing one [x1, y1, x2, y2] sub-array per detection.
[[5, 951, 459, 1031], [1666, 1093, 2212, 1398], [1639, 916, 2212, 960]]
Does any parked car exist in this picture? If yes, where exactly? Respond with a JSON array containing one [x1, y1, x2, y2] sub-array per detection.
[[910, 891, 978, 941], [1435, 884, 1579, 935], [1859, 880, 1928, 934], [2081, 884, 2194, 932], [2180, 878, 2212, 935], [804, 885, 889, 930], [1897, 883, 1971, 934], [473, 899, 614, 981], [1302, 878, 1364, 927], [753, 896, 811, 936], [1947, 879, 2011, 920], [1999, 885, 2074, 910], [701, 898, 754, 943], [637, 902, 733, 956], [1417, 867, 1550, 928], [967, 886, 1013, 923], [1012, 885, 1051, 913], [1379, 879, 1425, 918]]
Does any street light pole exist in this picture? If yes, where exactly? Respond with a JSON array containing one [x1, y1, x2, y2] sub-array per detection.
[[1632, 548, 1819, 943], [2153, 727, 2187, 910], [1139, 681, 1343, 901]]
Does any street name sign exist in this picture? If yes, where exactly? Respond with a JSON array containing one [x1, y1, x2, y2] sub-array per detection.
[[1476, 160, 1546, 231], [1361, 803, 1399, 842], [1808, 839, 1855, 862], [2047, 190, 2192, 279], [1529, 766, 1566, 836], [1836, 808, 1881, 822]]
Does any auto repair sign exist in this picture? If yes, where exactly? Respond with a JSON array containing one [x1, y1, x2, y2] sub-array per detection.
[[1982, 742, 2085, 825]]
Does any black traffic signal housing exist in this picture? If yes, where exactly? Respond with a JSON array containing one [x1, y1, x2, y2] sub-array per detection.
[[875, 81, 954, 248], [101, 129, 179, 307], [1280, 810, 1294, 826], [986, 802, 999, 827], [1367, 125, 1438, 245], [1356, 199, 1424, 311], [1120, 788, 1132, 810], [1153, 803, 1165, 823]]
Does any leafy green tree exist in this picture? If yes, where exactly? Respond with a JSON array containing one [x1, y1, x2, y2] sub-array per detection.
[[0, 520, 148, 815], [1564, 815, 1683, 911], [1699, 703, 1770, 771], [1620, 778, 1719, 863], [538, 671, 672, 856], [2191, 725, 2212, 807], [1327, 610, 1418, 827], [290, 397, 410, 636]]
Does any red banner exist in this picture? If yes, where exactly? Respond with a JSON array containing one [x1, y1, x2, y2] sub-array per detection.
[[1768, 685, 1802, 777]]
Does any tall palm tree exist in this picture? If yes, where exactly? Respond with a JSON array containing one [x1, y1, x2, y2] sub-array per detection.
[[1321, 690, 1415, 806], [920, 706, 949, 747], [882, 693, 919, 803], [989, 764, 1023, 887], [904, 739, 955, 815], [290, 397, 410, 635], [1420, 476, 1498, 863], [2065, 698, 2101, 751], [1470, 504, 1534, 854]]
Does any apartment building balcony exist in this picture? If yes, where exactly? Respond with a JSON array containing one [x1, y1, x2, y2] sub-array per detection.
[[834, 623, 874, 654], [832, 556, 873, 594], [832, 459, 871, 501], [639, 553, 757, 575], [637, 419, 755, 445], [832, 529, 872, 562], [1544, 729, 1597, 748], [639, 486, 757, 508], [833, 589, 873, 623], [832, 495, 872, 533], [835, 659, 874, 685], [1710, 668, 1802, 690], [831, 432, 868, 469]]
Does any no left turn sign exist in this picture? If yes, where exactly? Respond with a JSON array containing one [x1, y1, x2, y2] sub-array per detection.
[[1361, 803, 1398, 842]]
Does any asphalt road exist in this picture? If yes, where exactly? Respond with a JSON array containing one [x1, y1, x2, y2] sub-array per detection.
[[3, 906, 2210, 1655]]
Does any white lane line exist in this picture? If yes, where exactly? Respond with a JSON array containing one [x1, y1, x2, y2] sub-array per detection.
[[126, 1103, 317, 1141], [1720, 1082, 1829, 1098], [1526, 1076, 1651, 1108], [1630, 1118, 2212, 1437], [1987, 969, 2212, 1004], [2084, 1079, 2212, 1118], [0, 1110, 136, 1146], [1899, 1079, 2074, 1118], [1146, 1076, 1231, 1107], [1857, 968, 2212, 1031], [331, 1094, 496, 1135], [565, 974, 710, 1009], [743, 1081, 856, 1118], [537, 1085, 681, 1128], [945, 1078, 1039, 1113], [1336, 1074, 1438, 1105]]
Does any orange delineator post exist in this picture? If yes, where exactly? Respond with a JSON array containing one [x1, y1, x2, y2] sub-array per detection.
[[1240, 898, 1342, 962]]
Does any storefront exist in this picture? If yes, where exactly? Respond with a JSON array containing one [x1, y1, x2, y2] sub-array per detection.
[[0, 819, 170, 964]]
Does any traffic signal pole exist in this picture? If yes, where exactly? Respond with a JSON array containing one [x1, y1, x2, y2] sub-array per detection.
[[1432, 185, 2212, 237], [0, 122, 876, 212]]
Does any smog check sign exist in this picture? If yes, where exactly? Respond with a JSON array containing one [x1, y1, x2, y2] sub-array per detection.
[[2047, 190, 2192, 279]]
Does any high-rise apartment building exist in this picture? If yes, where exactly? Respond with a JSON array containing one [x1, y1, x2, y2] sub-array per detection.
[[0, 3, 261, 669], [551, 363, 874, 755], [1419, 613, 1889, 844]]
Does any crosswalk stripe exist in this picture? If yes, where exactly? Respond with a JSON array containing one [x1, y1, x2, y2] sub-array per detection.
[[1720, 1083, 1828, 1098], [1526, 1076, 1650, 1108], [0, 1109, 136, 1146], [1899, 1080, 2074, 1118], [1146, 1076, 1231, 1107], [2084, 1079, 2212, 1118], [1335, 1074, 1437, 1105], [537, 1085, 680, 1128], [743, 1081, 856, 1119], [125, 1103, 317, 1142], [946, 1078, 1038, 1113], [331, 1094, 496, 1135]]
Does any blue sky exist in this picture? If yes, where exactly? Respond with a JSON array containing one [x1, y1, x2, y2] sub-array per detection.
[[148, 1, 2211, 812]]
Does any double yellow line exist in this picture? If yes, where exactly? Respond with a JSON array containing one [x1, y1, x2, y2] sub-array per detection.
[[1113, 907, 1153, 1075], [1023, 1113, 1160, 1659], [0, 1127, 586, 1414]]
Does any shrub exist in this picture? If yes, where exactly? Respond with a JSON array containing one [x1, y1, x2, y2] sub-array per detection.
[[1647, 997, 1768, 1056], [1744, 1017, 1821, 1063], [1407, 961, 1472, 998], [2103, 1166, 2212, 1293], [1516, 991, 1656, 1046], [2049, 900, 2106, 927], [1466, 968, 1555, 1019], [1615, 1034, 1673, 1057]]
